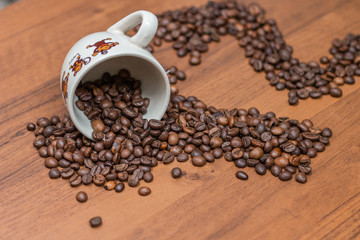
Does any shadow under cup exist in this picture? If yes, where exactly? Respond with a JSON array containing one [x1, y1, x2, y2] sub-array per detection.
[[70, 55, 169, 140]]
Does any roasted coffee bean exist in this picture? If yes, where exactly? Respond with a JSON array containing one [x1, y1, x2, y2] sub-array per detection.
[[82, 174, 92, 185], [143, 172, 154, 183], [249, 147, 263, 159], [203, 152, 215, 162], [234, 159, 247, 168], [322, 127, 332, 137], [61, 167, 74, 179], [192, 156, 206, 167], [168, 133, 179, 145], [236, 171, 248, 180], [329, 87, 342, 97], [33, 136, 45, 148], [44, 157, 58, 168], [171, 167, 182, 178], [213, 148, 223, 159], [118, 171, 128, 181], [163, 152, 175, 164], [274, 156, 289, 168], [285, 166, 297, 174], [115, 183, 125, 192], [148, 119, 163, 129], [296, 172, 307, 183], [271, 165, 281, 177], [89, 217, 102, 228], [93, 174, 106, 186], [128, 174, 140, 187], [27, 123, 36, 131], [247, 159, 260, 167], [279, 171, 292, 181], [76, 191, 88, 202], [70, 174, 82, 187], [92, 131, 104, 141], [255, 163, 266, 175], [49, 168, 61, 179], [307, 148, 317, 158], [176, 153, 189, 162], [138, 186, 151, 196]]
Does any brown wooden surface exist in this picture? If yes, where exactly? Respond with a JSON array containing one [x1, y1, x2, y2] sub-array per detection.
[[1, 0, 360, 239]]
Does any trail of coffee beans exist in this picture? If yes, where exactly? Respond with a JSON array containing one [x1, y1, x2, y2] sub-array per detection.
[[30, 67, 331, 192], [144, 0, 360, 105], [26, 0, 349, 227]]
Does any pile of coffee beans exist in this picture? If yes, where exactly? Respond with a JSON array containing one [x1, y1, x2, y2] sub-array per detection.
[[28, 68, 332, 191], [142, 0, 360, 105]]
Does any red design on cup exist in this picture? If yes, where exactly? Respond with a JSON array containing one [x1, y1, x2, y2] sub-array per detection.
[[61, 71, 69, 101], [86, 38, 119, 56], [69, 55, 91, 76]]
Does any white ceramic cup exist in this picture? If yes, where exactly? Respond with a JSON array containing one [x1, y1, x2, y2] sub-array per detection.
[[60, 10, 170, 140]]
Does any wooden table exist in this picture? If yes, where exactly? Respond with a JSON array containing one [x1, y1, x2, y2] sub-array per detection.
[[1, 0, 360, 239]]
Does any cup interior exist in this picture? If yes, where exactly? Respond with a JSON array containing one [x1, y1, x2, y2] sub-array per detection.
[[71, 55, 169, 140]]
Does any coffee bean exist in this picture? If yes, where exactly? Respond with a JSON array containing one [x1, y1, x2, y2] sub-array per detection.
[[44, 157, 58, 168], [322, 127, 332, 137], [212, 148, 223, 159], [295, 172, 307, 183], [249, 147, 263, 159], [82, 174, 92, 185], [234, 159, 247, 168], [112, 183, 125, 193], [163, 152, 175, 164], [271, 165, 281, 177], [89, 216, 102, 228], [279, 171, 292, 181], [236, 171, 248, 180], [307, 148, 317, 158], [49, 168, 61, 179], [128, 174, 140, 187], [168, 133, 179, 145], [27, 123, 36, 131], [93, 174, 106, 186], [285, 166, 297, 174], [329, 87, 342, 97], [92, 131, 104, 141], [171, 167, 182, 178], [143, 172, 154, 183], [61, 167, 74, 179], [177, 153, 189, 162], [189, 56, 201, 65], [118, 171, 128, 182], [192, 156, 206, 167], [138, 186, 151, 196], [76, 191, 88, 202], [203, 152, 215, 162], [91, 119, 105, 132], [148, 119, 163, 130], [255, 163, 266, 175], [70, 174, 82, 187], [274, 156, 288, 168]]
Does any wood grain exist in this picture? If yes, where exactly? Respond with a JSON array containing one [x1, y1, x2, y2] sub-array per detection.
[[1, 0, 360, 239]]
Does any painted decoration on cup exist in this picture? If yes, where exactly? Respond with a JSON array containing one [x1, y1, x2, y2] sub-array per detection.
[[86, 38, 119, 56], [69, 55, 91, 76], [61, 71, 69, 102]]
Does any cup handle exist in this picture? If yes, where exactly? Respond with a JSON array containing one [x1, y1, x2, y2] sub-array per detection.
[[107, 10, 158, 48]]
